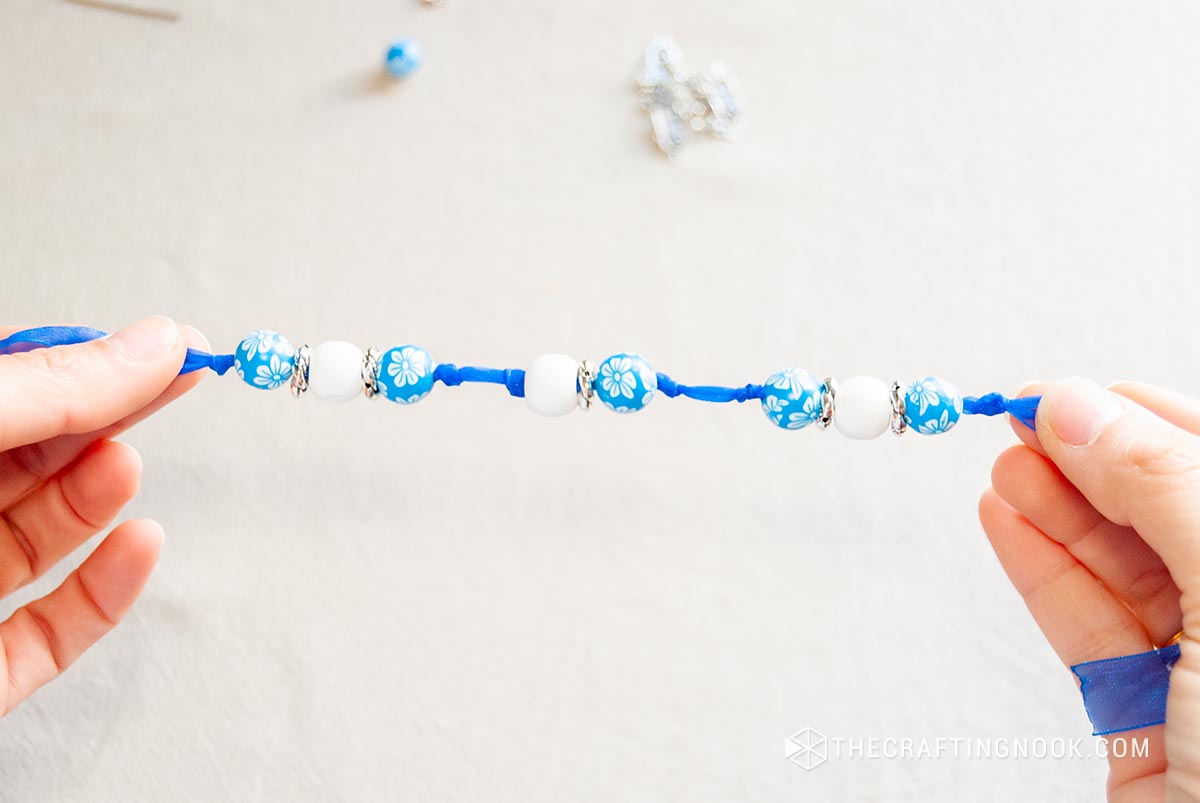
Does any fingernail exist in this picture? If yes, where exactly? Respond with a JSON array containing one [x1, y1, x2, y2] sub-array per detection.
[[107, 316, 179, 363], [1044, 379, 1126, 446], [143, 520, 166, 553], [1015, 379, 1044, 397], [180, 323, 211, 353], [112, 439, 143, 475]]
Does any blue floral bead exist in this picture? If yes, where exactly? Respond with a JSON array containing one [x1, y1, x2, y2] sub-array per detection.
[[594, 353, 657, 413], [234, 329, 295, 391], [760, 368, 822, 430], [384, 38, 422, 78], [376, 345, 436, 404], [904, 376, 964, 435]]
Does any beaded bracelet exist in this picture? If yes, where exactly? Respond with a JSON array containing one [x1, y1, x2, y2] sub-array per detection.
[[0, 326, 1042, 435]]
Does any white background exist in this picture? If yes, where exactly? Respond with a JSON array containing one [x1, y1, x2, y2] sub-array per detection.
[[1, 1, 1197, 801]]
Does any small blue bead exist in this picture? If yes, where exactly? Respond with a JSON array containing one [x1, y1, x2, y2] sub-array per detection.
[[377, 345, 436, 404], [384, 38, 422, 78], [760, 368, 822, 430], [904, 376, 963, 435], [233, 330, 295, 391], [594, 353, 656, 413]]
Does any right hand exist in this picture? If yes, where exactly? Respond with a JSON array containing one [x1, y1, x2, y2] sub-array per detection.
[[980, 378, 1200, 802]]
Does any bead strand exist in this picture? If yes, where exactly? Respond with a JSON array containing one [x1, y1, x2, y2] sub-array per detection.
[[0, 325, 1040, 431], [231, 330, 972, 438]]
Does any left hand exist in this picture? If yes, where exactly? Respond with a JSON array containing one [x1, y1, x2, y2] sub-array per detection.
[[0, 316, 208, 717]]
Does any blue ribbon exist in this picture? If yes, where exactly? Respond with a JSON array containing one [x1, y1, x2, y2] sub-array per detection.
[[1071, 643, 1180, 735], [655, 373, 765, 403], [962, 392, 1040, 430], [434, 364, 526, 398], [0, 326, 1040, 428]]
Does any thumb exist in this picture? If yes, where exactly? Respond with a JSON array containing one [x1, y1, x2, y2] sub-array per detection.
[[1035, 377, 1200, 605], [0, 316, 186, 453]]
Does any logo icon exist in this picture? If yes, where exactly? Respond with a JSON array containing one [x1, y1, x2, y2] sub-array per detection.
[[785, 727, 827, 771]]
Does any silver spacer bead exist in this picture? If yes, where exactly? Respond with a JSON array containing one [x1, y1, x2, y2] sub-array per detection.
[[362, 347, 381, 399], [290, 344, 311, 398], [817, 377, 837, 430], [889, 380, 907, 436], [577, 359, 596, 411]]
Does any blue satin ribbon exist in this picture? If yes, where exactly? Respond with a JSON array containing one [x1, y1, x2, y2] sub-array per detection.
[[0, 325, 1041, 428], [433, 364, 526, 397], [1071, 643, 1181, 735], [962, 392, 1040, 430]]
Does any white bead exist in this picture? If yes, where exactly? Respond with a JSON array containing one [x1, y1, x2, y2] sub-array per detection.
[[524, 353, 579, 417], [308, 340, 364, 403], [834, 376, 892, 439]]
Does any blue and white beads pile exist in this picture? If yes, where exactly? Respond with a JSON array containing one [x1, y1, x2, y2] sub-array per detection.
[[227, 328, 1026, 438]]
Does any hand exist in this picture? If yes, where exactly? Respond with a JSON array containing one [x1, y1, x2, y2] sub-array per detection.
[[0, 316, 207, 717], [980, 378, 1200, 802]]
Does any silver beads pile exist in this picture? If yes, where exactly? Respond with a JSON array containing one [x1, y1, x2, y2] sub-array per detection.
[[634, 35, 744, 157]]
